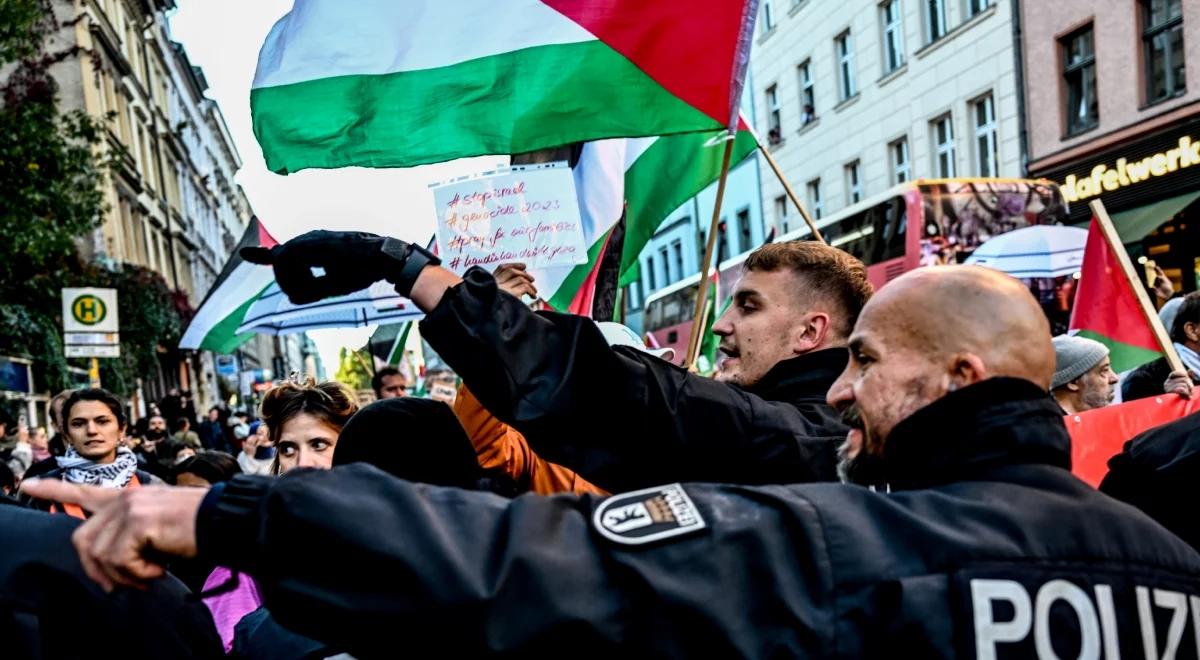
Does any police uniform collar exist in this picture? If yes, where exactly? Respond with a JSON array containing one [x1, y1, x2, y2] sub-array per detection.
[[744, 347, 849, 401], [881, 377, 1071, 491]]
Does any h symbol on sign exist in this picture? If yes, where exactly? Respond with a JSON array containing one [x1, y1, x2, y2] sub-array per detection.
[[78, 299, 98, 321]]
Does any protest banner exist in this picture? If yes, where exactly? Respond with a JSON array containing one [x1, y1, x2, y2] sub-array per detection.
[[432, 163, 588, 274], [1066, 394, 1200, 487]]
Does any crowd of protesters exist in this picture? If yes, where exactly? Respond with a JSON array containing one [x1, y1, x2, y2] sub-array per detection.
[[4, 230, 1200, 658]]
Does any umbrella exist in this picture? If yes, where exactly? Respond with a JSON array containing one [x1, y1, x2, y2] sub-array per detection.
[[965, 225, 1088, 279], [236, 280, 424, 335]]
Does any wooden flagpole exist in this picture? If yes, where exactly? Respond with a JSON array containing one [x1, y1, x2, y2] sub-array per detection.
[[685, 138, 736, 369], [1088, 199, 1185, 374], [744, 124, 826, 244]]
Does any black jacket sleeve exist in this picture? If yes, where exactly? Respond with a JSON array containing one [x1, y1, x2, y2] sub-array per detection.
[[1120, 357, 1171, 402], [197, 468, 834, 658], [420, 268, 836, 492]]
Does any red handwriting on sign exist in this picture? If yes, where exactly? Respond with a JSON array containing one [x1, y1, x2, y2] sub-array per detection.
[[445, 204, 517, 231], [445, 181, 527, 208], [509, 221, 580, 246]]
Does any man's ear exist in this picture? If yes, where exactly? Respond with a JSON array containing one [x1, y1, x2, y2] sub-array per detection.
[[792, 313, 832, 354], [950, 353, 989, 388]]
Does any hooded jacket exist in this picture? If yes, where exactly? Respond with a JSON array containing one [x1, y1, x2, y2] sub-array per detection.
[[195, 378, 1200, 658], [418, 268, 849, 492]]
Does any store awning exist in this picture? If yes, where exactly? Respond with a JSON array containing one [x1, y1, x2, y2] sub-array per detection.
[[1103, 190, 1200, 244]]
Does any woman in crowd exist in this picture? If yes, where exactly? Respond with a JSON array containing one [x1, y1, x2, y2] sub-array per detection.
[[202, 378, 357, 654], [22, 388, 161, 517], [29, 426, 52, 464], [235, 421, 274, 475]]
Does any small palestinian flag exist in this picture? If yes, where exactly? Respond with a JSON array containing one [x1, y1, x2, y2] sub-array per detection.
[[179, 218, 277, 354], [1068, 218, 1162, 372]]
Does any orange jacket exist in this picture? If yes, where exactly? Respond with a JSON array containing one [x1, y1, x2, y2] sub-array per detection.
[[51, 473, 143, 519], [453, 386, 607, 496]]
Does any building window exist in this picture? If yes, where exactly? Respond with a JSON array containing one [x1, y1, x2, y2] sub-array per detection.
[[659, 246, 671, 283], [881, 0, 905, 73], [645, 256, 656, 291], [807, 179, 824, 220], [926, 0, 947, 42], [1143, 0, 1186, 104], [932, 114, 956, 177], [798, 61, 816, 124], [716, 219, 731, 260], [836, 31, 857, 101], [762, 0, 775, 33], [775, 195, 789, 233], [845, 160, 863, 204], [737, 208, 752, 251], [1063, 26, 1099, 135], [967, 0, 991, 17], [972, 93, 999, 177], [672, 240, 684, 280], [891, 137, 912, 183], [766, 84, 782, 144]]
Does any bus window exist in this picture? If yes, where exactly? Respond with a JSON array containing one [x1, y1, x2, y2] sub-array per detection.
[[836, 196, 906, 266]]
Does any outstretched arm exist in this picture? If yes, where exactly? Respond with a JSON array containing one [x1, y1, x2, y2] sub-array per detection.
[[23, 470, 832, 657]]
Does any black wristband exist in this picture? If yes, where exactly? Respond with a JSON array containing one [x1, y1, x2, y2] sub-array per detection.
[[382, 238, 441, 297]]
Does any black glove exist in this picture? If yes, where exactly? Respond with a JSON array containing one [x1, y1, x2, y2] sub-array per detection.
[[241, 230, 440, 304]]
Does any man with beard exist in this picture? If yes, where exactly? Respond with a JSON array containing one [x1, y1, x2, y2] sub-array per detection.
[[1049, 335, 1118, 414], [26, 265, 1200, 658], [134, 415, 172, 480], [230, 231, 871, 491]]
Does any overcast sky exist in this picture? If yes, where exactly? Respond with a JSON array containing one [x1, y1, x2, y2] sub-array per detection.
[[168, 0, 495, 372]]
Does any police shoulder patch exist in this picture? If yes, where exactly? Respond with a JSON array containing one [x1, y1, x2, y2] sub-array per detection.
[[593, 483, 706, 545]]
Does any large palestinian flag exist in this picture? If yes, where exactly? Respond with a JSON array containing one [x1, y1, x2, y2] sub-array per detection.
[[251, 0, 759, 173], [179, 218, 277, 353]]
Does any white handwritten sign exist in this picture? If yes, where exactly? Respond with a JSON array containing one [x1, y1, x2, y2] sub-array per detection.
[[431, 162, 587, 273]]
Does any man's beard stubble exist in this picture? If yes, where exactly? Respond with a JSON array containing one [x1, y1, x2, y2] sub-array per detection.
[[836, 404, 889, 487]]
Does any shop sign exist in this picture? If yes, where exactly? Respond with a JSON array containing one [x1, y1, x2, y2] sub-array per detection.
[[1061, 136, 1200, 203]]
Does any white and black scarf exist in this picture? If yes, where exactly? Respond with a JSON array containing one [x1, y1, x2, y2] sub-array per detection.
[[54, 446, 139, 488]]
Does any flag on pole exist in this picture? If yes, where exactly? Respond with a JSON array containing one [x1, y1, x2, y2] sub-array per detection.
[[543, 122, 757, 310], [696, 276, 731, 374], [1068, 218, 1163, 372], [180, 218, 277, 353], [250, 0, 759, 173]]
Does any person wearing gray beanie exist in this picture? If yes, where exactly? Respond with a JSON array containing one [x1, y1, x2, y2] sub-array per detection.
[[1051, 335, 1118, 414]]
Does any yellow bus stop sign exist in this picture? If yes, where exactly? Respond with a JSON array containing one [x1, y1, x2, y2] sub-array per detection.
[[71, 294, 107, 326]]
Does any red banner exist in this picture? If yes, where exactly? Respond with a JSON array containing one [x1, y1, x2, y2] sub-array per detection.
[[1066, 394, 1200, 487]]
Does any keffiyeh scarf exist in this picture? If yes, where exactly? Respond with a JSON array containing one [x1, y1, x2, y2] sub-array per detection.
[[1175, 342, 1200, 378], [54, 446, 139, 488]]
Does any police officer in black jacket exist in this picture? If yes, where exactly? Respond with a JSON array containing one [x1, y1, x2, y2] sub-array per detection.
[[26, 264, 1200, 658], [243, 231, 871, 491]]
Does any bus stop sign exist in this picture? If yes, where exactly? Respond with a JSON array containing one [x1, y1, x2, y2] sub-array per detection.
[[63, 288, 118, 333]]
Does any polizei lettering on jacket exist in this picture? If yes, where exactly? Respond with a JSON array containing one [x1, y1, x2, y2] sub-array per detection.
[[969, 576, 1200, 659]]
